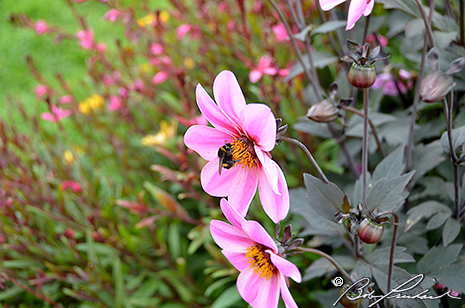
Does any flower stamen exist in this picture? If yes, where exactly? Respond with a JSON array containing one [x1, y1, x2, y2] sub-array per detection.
[[245, 244, 276, 280], [231, 137, 257, 169]]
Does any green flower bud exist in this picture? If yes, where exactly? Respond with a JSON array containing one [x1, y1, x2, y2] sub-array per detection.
[[348, 63, 377, 88], [357, 217, 384, 244]]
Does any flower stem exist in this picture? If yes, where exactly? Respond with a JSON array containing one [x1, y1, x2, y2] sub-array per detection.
[[460, 0, 464, 46], [338, 105, 385, 158], [406, 0, 436, 173], [362, 14, 371, 45], [0, 272, 65, 308], [268, 0, 318, 96], [297, 247, 353, 283], [281, 136, 329, 183], [414, 0, 437, 48], [377, 211, 399, 308], [362, 88, 369, 208]]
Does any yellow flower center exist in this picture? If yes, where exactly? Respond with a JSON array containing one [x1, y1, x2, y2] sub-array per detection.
[[231, 137, 257, 170], [245, 244, 276, 280]]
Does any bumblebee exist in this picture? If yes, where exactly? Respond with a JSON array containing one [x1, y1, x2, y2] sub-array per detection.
[[218, 143, 236, 175]]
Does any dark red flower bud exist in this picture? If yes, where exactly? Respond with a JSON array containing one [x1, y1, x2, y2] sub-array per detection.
[[420, 70, 454, 103], [339, 287, 363, 308], [348, 63, 377, 88], [357, 217, 384, 244]]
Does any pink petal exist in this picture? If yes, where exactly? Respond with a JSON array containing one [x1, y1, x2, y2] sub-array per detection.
[[258, 163, 290, 223], [242, 220, 278, 253], [227, 168, 259, 216], [237, 267, 262, 305], [364, 0, 375, 16], [213, 71, 247, 126], [196, 84, 238, 134], [249, 70, 263, 84], [250, 272, 280, 308], [41, 113, 57, 122], [268, 252, 301, 283], [239, 103, 276, 152], [264, 67, 278, 76], [210, 220, 254, 250], [222, 250, 249, 271], [184, 125, 233, 161], [346, 0, 370, 30], [152, 71, 168, 84], [319, 0, 347, 11], [201, 158, 241, 197], [255, 147, 279, 195], [220, 198, 246, 229], [279, 274, 299, 308], [258, 55, 273, 69], [272, 24, 288, 42]]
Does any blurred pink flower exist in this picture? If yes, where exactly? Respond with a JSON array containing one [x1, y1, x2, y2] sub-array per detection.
[[249, 55, 278, 83], [253, 0, 263, 12], [227, 20, 236, 31], [176, 24, 191, 40], [104, 9, 120, 22], [319, 0, 374, 30], [184, 71, 289, 223], [366, 33, 388, 47], [35, 20, 48, 35], [372, 69, 412, 96], [96, 42, 107, 53], [130, 79, 145, 92], [76, 29, 95, 49], [218, 2, 228, 14], [59, 95, 74, 104], [41, 106, 72, 123], [62, 180, 81, 192], [103, 75, 115, 86], [107, 95, 123, 111], [210, 199, 301, 307], [64, 228, 75, 239], [150, 43, 164, 55], [272, 23, 288, 42], [152, 71, 168, 84], [118, 87, 129, 99], [34, 84, 50, 99], [434, 283, 460, 298]]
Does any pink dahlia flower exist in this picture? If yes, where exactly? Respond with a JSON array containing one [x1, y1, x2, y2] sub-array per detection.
[[41, 106, 72, 123], [184, 70, 289, 223], [107, 95, 123, 111], [210, 199, 301, 308], [104, 9, 120, 22], [249, 55, 278, 84], [319, 0, 374, 30], [372, 69, 412, 96], [272, 23, 288, 42]]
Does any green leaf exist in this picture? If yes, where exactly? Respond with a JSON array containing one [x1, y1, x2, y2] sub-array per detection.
[[432, 263, 465, 293], [128, 297, 161, 308], [417, 244, 462, 273], [285, 52, 338, 82], [204, 276, 236, 297], [293, 117, 333, 139], [365, 246, 415, 265], [169, 222, 181, 259], [411, 140, 446, 184], [304, 255, 355, 281], [210, 285, 242, 308], [372, 145, 405, 182], [443, 217, 461, 246], [303, 174, 344, 221], [293, 24, 313, 41], [0, 286, 23, 300], [365, 171, 414, 212], [377, 0, 418, 17], [113, 257, 125, 308], [440, 125, 465, 156], [426, 211, 452, 230], [312, 20, 347, 35], [405, 201, 452, 231]]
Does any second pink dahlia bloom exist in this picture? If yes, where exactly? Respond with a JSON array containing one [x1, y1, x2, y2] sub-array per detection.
[[184, 70, 289, 223], [210, 199, 301, 308], [319, 0, 374, 30]]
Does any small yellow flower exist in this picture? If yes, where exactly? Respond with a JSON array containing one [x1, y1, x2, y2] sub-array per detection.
[[139, 62, 153, 74], [184, 57, 195, 70], [79, 94, 104, 114], [141, 119, 178, 146], [159, 11, 170, 24], [63, 150, 75, 165], [137, 14, 156, 27]]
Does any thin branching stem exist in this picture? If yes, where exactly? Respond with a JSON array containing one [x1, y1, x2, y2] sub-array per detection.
[[414, 0, 437, 49], [460, 0, 464, 45], [377, 211, 399, 308], [268, 0, 317, 93], [282, 136, 329, 183], [362, 88, 369, 207], [0, 272, 65, 308], [339, 105, 385, 158], [297, 247, 353, 282], [362, 14, 371, 45], [285, 0, 304, 30]]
